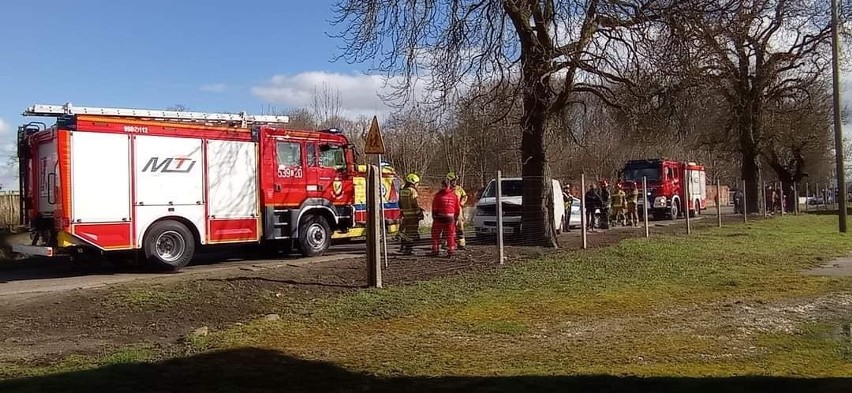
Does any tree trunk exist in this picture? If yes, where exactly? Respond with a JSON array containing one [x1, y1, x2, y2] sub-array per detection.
[[735, 92, 762, 214], [740, 144, 761, 214], [519, 55, 557, 248]]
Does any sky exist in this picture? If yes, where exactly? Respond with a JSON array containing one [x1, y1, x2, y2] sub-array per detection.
[[0, 1, 850, 191]]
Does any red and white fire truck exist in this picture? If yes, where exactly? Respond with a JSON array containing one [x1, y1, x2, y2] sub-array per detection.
[[14, 103, 400, 270], [618, 158, 706, 220]]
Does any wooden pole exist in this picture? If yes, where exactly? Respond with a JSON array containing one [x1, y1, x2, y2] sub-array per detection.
[[742, 180, 748, 222], [794, 184, 799, 216], [763, 181, 768, 219], [643, 176, 650, 238], [367, 164, 382, 288], [716, 179, 722, 227], [831, 0, 847, 232], [580, 173, 587, 249], [684, 167, 691, 234], [496, 170, 505, 263], [378, 156, 388, 268], [805, 182, 809, 212]]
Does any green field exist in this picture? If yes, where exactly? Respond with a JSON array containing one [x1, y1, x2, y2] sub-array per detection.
[[2, 215, 852, 392]]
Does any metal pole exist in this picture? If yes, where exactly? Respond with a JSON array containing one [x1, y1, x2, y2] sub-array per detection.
[[643, 176, 649, 238], [684, 167, 691, 234], [716, 179, 722, 227], [496, 170, 504, 264], [831, 0, 847, 232], [742, 180, 748, 222], [580, 173, 588, 249], [378, 155, 388, 268]]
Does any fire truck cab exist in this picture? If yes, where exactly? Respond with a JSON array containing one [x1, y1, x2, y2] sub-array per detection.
[[14, 103, 399, 270], [619, 158, 706, 220]]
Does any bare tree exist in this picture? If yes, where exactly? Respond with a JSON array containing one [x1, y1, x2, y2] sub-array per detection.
[[331, 0, 666, 247], [762, 85, 834, 209], [285, 108, 318, 129], [663, 0, 848, 212], [312, 83, 344, 129], [383, 106, 441, 177]]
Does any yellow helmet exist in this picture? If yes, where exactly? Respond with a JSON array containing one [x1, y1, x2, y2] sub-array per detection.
[[446, 171, 458, 181], [405, 173, 420, 184]]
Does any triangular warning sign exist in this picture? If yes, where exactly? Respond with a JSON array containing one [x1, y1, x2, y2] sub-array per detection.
[[364, 116, 386, 154]]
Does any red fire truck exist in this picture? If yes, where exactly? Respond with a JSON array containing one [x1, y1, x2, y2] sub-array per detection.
[[14, 103, 400, 270], [619, 158, 706, 220]]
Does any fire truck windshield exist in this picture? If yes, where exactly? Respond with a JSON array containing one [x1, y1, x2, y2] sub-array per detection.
[[319, 144, 346, 170], [622, 167, 660, 181]]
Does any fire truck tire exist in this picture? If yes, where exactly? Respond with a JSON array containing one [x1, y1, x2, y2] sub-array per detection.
[[298, 215, 331, 257], [669, 199, 679, 220], [143, 220, 195, 271]]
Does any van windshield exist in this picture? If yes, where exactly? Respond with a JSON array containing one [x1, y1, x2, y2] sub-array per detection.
[[482, 180, 524, 198]]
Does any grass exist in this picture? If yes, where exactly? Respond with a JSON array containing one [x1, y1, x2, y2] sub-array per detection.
[[2, 215, 852, 392], [102, 286, 192, 310]]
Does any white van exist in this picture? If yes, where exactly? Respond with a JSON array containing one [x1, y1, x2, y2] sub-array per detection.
[[472, 178, 565, 237]]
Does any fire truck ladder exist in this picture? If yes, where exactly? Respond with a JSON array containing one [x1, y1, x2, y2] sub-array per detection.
[[23, 103, 290, 127]]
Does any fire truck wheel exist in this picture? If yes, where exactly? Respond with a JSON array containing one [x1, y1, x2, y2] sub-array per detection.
[[299, 215, 331, 257], [669, 200, 679, 220], [144, 220, 195, 271]]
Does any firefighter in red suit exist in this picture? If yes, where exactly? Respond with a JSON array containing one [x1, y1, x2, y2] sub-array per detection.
[[430, 180, 461, 256]]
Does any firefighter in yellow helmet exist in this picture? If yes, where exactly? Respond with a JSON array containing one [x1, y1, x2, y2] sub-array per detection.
[[398, 173, 423, 255], [446, 171, 468, 250]]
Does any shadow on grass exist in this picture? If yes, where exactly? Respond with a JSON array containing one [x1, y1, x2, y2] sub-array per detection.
[[1, 348, 850, 393]]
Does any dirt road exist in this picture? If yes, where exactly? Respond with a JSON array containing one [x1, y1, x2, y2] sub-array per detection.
[[0, 211, 741, 362], [0, 211, 712, 300]]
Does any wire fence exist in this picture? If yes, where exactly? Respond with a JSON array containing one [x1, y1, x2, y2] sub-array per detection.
[[383, 170, 837, 268]]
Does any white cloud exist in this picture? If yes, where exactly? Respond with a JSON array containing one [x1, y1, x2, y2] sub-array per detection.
[[251, 72, 425, 118], [200, 83, 227, 93], [0, 117, 9, 135]]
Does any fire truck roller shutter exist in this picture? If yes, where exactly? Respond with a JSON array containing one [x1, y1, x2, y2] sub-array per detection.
[[296, 198, 338, 257], [134, 135, 205, 269], [69, 132, 133, 250]]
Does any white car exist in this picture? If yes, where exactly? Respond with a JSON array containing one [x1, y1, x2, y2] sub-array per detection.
[[473, 178, 565, 237], [564, 197, 604, 229]]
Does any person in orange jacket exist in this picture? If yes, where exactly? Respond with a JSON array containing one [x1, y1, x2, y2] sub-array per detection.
[[430, 179, 461, 257]]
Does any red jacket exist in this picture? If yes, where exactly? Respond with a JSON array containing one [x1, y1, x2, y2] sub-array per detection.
[[432, 187, 460, 222]]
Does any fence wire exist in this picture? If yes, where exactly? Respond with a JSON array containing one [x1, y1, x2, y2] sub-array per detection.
[[386, 171, 824, 265]]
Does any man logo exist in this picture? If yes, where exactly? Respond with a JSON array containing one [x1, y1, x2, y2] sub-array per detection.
[[142, 157, 196, 173]]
